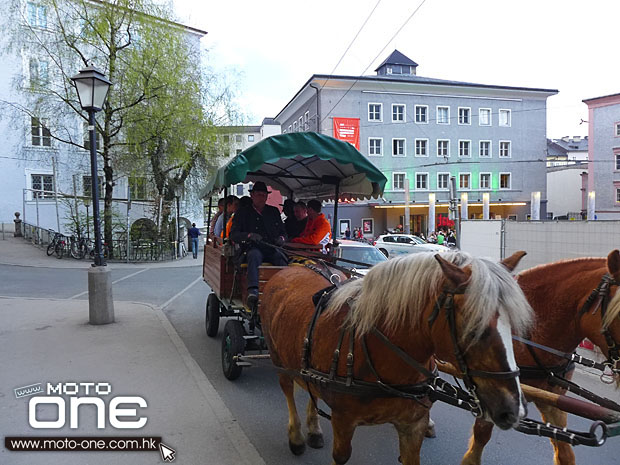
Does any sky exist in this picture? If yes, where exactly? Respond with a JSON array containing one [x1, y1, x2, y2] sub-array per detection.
[[172, 0, 619, 139]]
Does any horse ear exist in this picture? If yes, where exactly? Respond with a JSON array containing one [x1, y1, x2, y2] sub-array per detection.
[[501, 251, 527, 272], [607, 250, 620, 280], [434, 254, 470, 289]]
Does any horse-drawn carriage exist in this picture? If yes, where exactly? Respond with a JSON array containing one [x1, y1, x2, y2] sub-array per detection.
[[199, 132, 620, 465], [199, 132, 387, 380]]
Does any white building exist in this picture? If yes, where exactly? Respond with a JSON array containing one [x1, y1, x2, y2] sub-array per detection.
[[0, 1, 207, 239]]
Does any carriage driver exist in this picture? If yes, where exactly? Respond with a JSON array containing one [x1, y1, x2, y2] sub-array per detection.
[[230, 181, 288, 308]]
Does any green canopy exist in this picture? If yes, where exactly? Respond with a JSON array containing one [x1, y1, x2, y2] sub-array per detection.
[[199, 132, 386, 201]]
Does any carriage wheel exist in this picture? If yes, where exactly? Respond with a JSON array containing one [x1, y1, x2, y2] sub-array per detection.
[[205, 293, 220, 337], [222, 320, 245, 380]]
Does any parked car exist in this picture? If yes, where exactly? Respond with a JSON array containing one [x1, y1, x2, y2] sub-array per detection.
[[374, 234, 449, 258], [333, 239, 388, 275]]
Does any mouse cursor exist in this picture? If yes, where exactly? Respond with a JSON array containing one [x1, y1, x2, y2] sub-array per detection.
[[159, 442, 176, 462]]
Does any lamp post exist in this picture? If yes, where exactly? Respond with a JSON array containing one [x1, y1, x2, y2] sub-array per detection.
[[71, 65, 113, 324]]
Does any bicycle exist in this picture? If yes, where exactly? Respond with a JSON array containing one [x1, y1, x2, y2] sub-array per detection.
[[46, 232, 66, 259], [70, 236, 89, 259]]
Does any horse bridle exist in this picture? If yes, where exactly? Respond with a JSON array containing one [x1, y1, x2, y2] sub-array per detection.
[[428, 288, 522, 416], [578, 273, 620, 374]]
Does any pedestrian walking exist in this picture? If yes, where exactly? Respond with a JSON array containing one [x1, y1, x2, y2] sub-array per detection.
[[188, 223, 202, 259]]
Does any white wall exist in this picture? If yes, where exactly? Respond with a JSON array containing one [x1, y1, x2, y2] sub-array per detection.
[[461, 220, 620, 272], [546, 166, 586, 218]]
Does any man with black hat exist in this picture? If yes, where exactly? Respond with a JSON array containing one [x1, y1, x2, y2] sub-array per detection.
[[230, 181, 288, 308]]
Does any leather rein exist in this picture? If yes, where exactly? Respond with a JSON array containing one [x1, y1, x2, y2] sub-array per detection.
[[290, 262, 520, 419]]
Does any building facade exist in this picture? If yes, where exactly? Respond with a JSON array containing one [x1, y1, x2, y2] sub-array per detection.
[[583, 93, 620, 220], [275, 50, 557, 237], [0, 1, 207, 238]]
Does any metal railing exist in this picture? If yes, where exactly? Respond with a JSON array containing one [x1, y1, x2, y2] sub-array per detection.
[[22, 222, 177, 262]]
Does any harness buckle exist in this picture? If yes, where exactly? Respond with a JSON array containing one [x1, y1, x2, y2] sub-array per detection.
[[330, 273, 341, 285]]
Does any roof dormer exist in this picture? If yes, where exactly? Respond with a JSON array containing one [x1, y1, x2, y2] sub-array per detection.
[[375, 50, 418, 76]]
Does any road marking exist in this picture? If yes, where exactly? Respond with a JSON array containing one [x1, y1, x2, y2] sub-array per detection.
[[161, 276, 203, 309], [68, 268, 148, 299]]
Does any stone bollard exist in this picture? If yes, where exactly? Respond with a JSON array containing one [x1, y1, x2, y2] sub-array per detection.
[[88, 266, 115, 324], [14, 212, 22, 237]]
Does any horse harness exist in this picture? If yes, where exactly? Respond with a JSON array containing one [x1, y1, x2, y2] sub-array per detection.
[[578, 272, 620, 374], [288, 262, 520, 420]]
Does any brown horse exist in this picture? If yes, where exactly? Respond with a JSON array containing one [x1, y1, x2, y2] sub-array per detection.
[[461, 250, 620, 465], [260, 251, 533, 465]]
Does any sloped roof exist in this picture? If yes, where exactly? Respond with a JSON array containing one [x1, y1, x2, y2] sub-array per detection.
[[374, 49, 418, 71]]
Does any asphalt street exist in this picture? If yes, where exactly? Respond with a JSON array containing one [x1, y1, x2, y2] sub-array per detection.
[[1, 260, 618, 464]]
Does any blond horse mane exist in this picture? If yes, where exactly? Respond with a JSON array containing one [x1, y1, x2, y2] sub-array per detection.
[[326, 251, 533, 343]]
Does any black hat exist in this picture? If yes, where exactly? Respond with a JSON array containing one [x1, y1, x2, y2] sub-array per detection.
[[250, 181, 271, 193]]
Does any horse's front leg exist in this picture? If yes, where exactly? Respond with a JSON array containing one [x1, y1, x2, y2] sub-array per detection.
[[330, 410, 357, 465], [306, 398, 325, 448], [535, 401, 575, 465], [394, 417, 428, 465], [461, 418, 494, 465], [278, 374, 305, 455]]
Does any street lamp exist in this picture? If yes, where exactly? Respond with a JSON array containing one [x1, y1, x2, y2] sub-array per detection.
[[71, 65, 113, 324]]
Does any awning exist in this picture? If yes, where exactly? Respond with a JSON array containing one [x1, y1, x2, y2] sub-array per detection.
[[199, 132, 386, 201]]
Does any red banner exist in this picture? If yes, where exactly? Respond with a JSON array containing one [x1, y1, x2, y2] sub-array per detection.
[[333, 118, 360, 149]]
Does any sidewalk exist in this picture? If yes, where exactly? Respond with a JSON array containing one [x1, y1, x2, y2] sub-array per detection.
[[0, 235, 264, 464], [0, 297, 265, 465], [0, 235, 203, 269]]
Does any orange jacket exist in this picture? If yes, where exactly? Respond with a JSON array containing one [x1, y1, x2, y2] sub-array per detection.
[[221, 214, 234, 239], [291, 213, 331, 246]]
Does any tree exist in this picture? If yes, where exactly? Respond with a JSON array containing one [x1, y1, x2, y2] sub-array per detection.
[[3, 0, 236, 250]]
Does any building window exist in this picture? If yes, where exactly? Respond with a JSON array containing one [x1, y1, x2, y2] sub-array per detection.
[[437, 106, 450, 124], [236, 184, 244, 196], [248, 134, 254, 142], [458, 107, 471, 125], [392, 138, 406, 157], [368, 103, 382, 121], [129, 177, 148, 201], [27, 1, 47, 28], [83, 175, 103, 198], [235, 149, 242, 155], [499, 109, 511, 127], [617, 188, 620, 203], [29, 57, 49, 86], [83, 122, 102, 150], [436, 139, 449, 157], [31, 174, 54, 198], [459, 173, 471, 190], [299, 116, 303, 131], [437, 173, 449, 190], [222, 135, 230, 143], [31, 117, 51, 147], [479, 140, 491, 158], [479, 173, 491, 190], [616, 153, 620, 170], [304, 111, 309, 130], [458, 140, 471, 157], [499, 140, 511, 158], [500, 172, 511, 189], [414, 139, 428, 157], [288, 125, 292, 132], [415, 105, 428, 123], [479, 108, 491, 126], [368, 138, 382, 156], [392, 104, 405, 122], [293, 121, 297, 132], [393, 173, 405, 190], [415, 173, 428, 190], [235, 134, 242, 143]]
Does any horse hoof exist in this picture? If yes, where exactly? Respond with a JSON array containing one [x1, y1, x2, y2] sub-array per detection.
[[307, 433, 324, 449], [289, 440, 306, 456], [425, 424, 436, 438]]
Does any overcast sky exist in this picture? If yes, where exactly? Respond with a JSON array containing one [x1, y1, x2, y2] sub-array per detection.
[[173, 0, 619, 139]]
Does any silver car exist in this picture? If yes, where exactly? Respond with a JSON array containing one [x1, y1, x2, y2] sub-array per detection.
[[333, 240, 388, 275], [374, 234, 449, 258]]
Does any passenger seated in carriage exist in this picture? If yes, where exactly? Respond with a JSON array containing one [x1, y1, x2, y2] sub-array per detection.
[[230, 182, 288, 308], [289, 199, 332, 253], [213, 195, 239, 243]]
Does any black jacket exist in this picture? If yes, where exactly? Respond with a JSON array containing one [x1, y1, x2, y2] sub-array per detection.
[[230, 204, 286, 245]]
